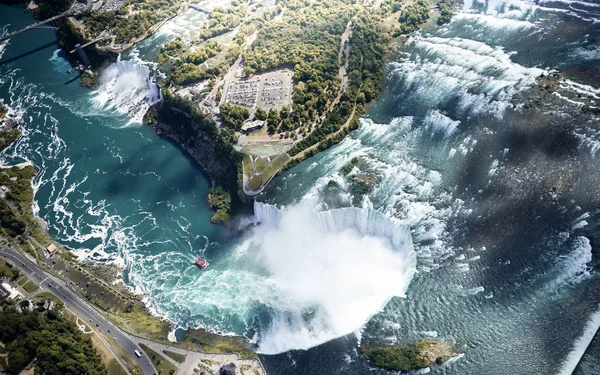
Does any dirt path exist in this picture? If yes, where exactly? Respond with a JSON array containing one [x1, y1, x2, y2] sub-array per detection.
[[330, 20, 354, 109], [294, 103, 356, 160]]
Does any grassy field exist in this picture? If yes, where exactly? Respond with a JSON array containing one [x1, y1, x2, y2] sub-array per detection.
[[254, 156, 269, 173], [107, 301, 169, 342], [242, 154, 253, 180], [61, 310, 129, 375], [163, 349, 186, 364], [262, 153, 290, 184], [0, 260, 17, 279], [175, 328, 256, 359], [22, 280, 38, 293], [247, 174, 262, 190], [98, 331, 143, 375], [106, 359, 129, 375], [139, 343, 177, 375], [31, 291, 61, 303]]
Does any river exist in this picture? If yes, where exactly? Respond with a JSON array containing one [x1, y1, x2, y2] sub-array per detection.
[[1, 1, 600, 374]]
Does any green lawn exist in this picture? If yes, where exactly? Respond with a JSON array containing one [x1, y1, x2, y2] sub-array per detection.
[[32, 291, 60, 303], [254, 157, 269, 173], [15, 274, 26, 285], [106, 359, 128, 375], [162, 350, 186, 364], [22, 280, 39, 293], [262, 153, 290, 185], [242, 154, 254, 180], [247, 174, 262, 191], [139, 343, 177, 375], [0, 261, 16, 279]]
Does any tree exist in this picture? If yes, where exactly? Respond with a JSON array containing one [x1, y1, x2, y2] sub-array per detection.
[[255, 107, 267, 120], [219, 104, 249, 131]]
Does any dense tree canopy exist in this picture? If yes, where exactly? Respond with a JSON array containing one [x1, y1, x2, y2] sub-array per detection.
[[0, 310, 107, 375]]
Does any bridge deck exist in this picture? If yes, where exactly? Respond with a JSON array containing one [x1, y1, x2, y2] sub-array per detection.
[[0, 0, 93, 43]]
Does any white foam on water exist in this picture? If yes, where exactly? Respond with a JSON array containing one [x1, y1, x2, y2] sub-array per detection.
[[391, 36, 544, 118], [558, 304, 600, 375], [48, 49, 71, 73], [422, 110, 460, 137], [462, 0, 539, 20], [250, 201, 417, 354], [90, 56, 162, 124], [551, 236, 593, 288]]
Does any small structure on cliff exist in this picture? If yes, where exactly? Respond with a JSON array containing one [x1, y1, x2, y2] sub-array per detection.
[[241, 120, 265, 134], [219, 363, 236, 375]]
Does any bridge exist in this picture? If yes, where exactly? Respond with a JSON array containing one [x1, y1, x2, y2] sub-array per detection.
[[189, 4, 213, 13], [69, 35, 107, 54], [0, 0, 93, 43]]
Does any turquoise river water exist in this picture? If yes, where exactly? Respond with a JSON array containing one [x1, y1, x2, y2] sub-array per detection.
[[2, 1, 600, 374]]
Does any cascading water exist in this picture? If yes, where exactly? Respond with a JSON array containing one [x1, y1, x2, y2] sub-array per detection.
[[91, 55, 161, 124], [3, 0, 600, 373], [249, 201, 417, 354]]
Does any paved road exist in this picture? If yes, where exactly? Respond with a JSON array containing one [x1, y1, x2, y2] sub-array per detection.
[[0, 246, 158, 375]]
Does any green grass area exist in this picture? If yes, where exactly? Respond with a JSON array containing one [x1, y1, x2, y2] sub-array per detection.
[[139, 343, 177, 375], [0, 260, 17, 279], [48, 256, 130, 314], [15, 274, 27, 286], [22, 280, 39, 293], [100, 334, 142, 375], [32, 291, 61, 303], [247, 174, 262, 191], [176, 328, 256, 359], [106, 359, 128, 375], [262, 153, 291, 185], [239, 364, 251, 374], [242, 154, 254, 180], [254, 157, 269, 173], [162, 350, 186, 364], [108, 302, 169, 342]]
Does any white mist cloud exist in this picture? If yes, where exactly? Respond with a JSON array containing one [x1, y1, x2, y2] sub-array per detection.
[[90, 58, 160, 124], [251, 202, 417, 354]]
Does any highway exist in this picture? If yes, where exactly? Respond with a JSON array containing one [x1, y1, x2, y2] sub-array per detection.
[[0, 246, 158, 375]]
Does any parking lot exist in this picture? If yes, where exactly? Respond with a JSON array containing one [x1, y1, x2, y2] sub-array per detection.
[[223, 70, 293, 111]]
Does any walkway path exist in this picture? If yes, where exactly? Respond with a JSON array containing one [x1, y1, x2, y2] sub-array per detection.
[[137, 337, 267, 375]]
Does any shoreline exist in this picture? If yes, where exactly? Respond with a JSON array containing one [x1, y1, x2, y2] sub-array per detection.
[[0, 143, 264, 367]]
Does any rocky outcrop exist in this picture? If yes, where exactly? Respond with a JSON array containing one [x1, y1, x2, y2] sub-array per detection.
[[361, 339, 462, 372], [152, 103, 238, 189], [219, 363, 236, 375]]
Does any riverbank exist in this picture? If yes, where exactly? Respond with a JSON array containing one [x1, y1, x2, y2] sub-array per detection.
[[0, 128, 262, 370]]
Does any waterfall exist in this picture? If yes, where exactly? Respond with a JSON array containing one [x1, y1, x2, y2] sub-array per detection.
[[254, 201, 413, 251], [91, 55, 162, 124], [252, 201, 417, 353]]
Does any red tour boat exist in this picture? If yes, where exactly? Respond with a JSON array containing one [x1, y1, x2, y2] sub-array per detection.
[[195, 257, 209, 269]]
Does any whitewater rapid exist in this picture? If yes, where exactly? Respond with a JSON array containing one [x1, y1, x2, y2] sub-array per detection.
[[91, 56, 161, 124], [233, 202, 418, 354]]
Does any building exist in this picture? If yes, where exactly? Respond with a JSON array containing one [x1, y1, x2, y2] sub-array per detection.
[[18, 300, 34, 314], [241, 120, 265, 134], [41, 300, 55, 311], [46, 243, 59, 256], [0, 284, 9, 300], [1, 282, 22, 301]]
